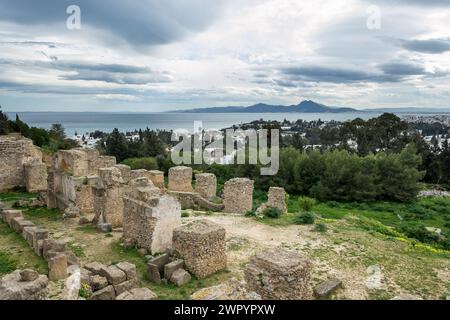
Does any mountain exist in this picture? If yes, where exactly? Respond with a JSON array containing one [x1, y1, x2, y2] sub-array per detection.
[[169, 100, 359, 113]]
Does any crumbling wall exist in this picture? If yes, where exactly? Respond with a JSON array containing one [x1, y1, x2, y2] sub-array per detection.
[[223, 178, 254, 214], [123, 178, 180, 254], [257, 187, 287, 214], [0, 134, 45, 192], [24, 162, 48, 193]]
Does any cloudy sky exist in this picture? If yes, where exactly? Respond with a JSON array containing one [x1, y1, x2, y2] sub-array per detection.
[[0, 0, 449, 112]]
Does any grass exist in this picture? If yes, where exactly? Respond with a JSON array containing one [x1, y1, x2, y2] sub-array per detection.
[[0, 189, 37, 202], [0, 221, 48, 275]]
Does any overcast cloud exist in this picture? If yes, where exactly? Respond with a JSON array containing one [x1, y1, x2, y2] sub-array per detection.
[[0, 0, 449, 111]]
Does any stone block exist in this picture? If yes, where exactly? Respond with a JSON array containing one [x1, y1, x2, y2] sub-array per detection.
[[168, 166, 193, 192], [84, 262, 107, 275], [244, 249, 312, 300], [24, 162, 48, 193], [164, 259, 184, 280], [173, 219, 227, 278], [148, 170, 165, 189], [170, 269, 191, 286], [48, 254, 68, 281], [20, 269, 39, 282], [100, 265, 126, 285], [0, 270, 48, 300], [91, 275, 108, 291], [116, 262, 137, 281], [314, 278, 342, 298], [195, 173, 217, 199], [89, 285, 116, 300], [114, 279, 137, 296], [3, 210, 23, 225], [223, 178, 254, 214], [116, 288, 158, 300]]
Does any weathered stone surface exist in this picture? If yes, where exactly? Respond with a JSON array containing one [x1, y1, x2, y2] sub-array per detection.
[[173, 219, 227, 278], [23, 226, 38, 246], [170, 269, 191, 286], [164, 259, 184, 280], [97, 222, 112, 233], [314, 278, 342, 298], [168, 166, 193, 192], [48, 254, 68, 281], [123, 192, 181, 254], [114, 279, 137, 296], [62, 269, 82, 300], [195, 173, 217, 199], [84, 261, 107, 275], [391, 294, 423, 300], [24, 162, 47, 193], [257, 187, 287, 214], [244, 249, 312, 300], [0, 270, 48, 300], [63, 205, 80, 218], [148, 170, 165, 189], [223, 178, 254, 214], [32, 228, 48, 252], [89, 285, 116, 300], [116, 288, 158, 300], [191, 278, 261, 300], [20, 269, 39, 282], [10, 217, 34, 233], [116, 262, 137, 281], [91, 275, 108, 291], [42, 239, 66, 260], [147, 263, 162, 284], [3, 209, 23, 225], [100, 265, 127, 285], [0, 134, 44, 192]]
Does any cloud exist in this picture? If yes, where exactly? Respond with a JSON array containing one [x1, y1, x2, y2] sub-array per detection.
[[399, 39, 450, 54], [0, 0, 226, 48], [378, 62, 426, 76]]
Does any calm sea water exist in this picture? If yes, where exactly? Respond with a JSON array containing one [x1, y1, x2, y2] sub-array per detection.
[[7, 111, 386, 135]]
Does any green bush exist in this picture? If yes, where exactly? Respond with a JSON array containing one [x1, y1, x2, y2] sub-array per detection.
[[122, 157, 158, 170], [295, 212, 315, 225], [298, 197, 316, 212], [314, 223, 328, 232], [263, 207, 282, 219]]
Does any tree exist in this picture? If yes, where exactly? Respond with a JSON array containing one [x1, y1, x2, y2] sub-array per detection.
[[104, 128, 129, 162]]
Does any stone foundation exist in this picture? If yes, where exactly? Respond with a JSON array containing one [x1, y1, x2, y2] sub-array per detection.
[[173, 219, 227, 278], [223, 178, 254, 214], [244, 249, 312, 300]]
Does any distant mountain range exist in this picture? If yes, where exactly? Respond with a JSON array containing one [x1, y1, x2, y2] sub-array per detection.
[[167, 100, 450, 114], [169, 100, 359, 113]]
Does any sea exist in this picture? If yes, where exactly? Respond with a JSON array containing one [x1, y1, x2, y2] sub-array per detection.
[[3, 111, 441, 136]]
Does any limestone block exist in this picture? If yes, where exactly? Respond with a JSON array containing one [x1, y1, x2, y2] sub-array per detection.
[[168, 166, 193, 192], [244, 249, 312, 300], [91, 275, 108, 291], [116, 288, 158, 300], [89, 285, 116, 300], [24, 162, 48, 193], [173, 219, 227, 278], [0, 270, 48, 300], [48, 254, 68, 281], [148, 170, 165, 189], [195, 173, 217, 199], [170, 269, 191, 286], [116, 262, 137, 281], [99, 265, 126, 285], [164, 259, 184, 280], [223, 178, 254, 214]]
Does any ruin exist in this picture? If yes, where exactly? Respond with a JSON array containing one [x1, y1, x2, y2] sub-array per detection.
[[47, 148, 116, 216], [168, 166, 193, 192], [244, 249, 312, 300], [223, 178, 254, 214], [195, 173, 217, 199], [257, 187, 287, 214], [122, 177, 181, 254], [0, 134, 47, 193], [0, 270, 48, 300], [173, 219, 227, 278]]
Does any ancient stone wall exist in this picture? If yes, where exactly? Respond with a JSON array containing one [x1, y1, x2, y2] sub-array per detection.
[[173, 219, 227, 278], [257, 187, 287, 214], [123, 178, 180, 254], [195, 173, 217, 199], [223, 178, 254, 214], [0, 134, 44, 192], [244, 249, 312, 300], [148, 170, 165, 189], [24, 162, 48, 193], [168, 166, 193, 192]]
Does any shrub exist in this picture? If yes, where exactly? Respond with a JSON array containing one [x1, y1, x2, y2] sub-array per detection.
[[122, 157, 158, 170], [298, 197, 316, 212], [295, 212, 315, 225], [181, 211, 190, 218], [263, 207, 282, 219], [314, 223, 328, 232]]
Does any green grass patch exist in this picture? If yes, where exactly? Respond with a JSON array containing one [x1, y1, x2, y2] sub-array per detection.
[[0, 190, 37, 202], [0, 250, 17, 275]]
